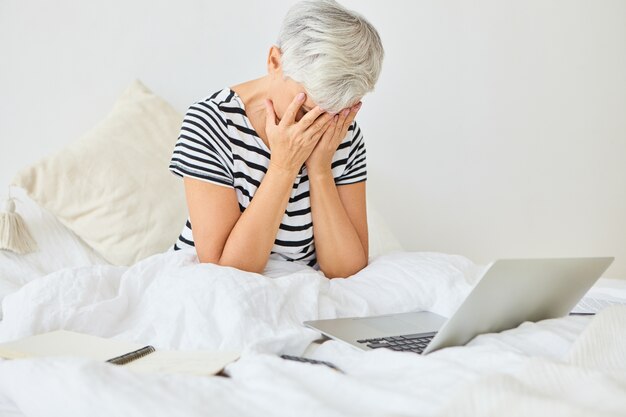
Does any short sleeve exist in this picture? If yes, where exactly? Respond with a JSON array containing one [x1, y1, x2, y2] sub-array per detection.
[[334, 121, 367, 186], [169, 102, 235, 188]]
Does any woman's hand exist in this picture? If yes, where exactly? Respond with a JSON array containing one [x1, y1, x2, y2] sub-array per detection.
[[305, 101, 362, 176], [265, 93, 334, 176]]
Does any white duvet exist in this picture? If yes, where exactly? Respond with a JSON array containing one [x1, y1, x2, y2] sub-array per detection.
[[0, 250, 625, 417]]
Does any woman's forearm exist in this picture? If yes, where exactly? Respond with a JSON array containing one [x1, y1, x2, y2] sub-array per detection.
[[218, 164, 297, 273], [308, 169, 368, 278]]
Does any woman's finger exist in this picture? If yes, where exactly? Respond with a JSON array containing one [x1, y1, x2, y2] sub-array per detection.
[[298, 106, 326, 130], [264, 99, 278, 130], [280, 92, 306, 126], [334, 107, 351, 138], [306, 112, 334, 138], [323, 115, 340, 142], [314, 114, 338, 142], [338, 102, 361, 139], [344, 102, 361, 127]]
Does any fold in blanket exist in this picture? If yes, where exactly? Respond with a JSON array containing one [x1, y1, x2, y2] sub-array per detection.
[[0, 250, 481, 354], [438, 306, 626, 417]]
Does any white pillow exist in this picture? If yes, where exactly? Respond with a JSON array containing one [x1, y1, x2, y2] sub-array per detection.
[[366, 200, 404, 259], [11, 80, 188, 266], [0, 186, 111, 319]]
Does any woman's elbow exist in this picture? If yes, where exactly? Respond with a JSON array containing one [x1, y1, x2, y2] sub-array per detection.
[[196, 250, 220, 266], [198, 252, 266, 275], [323, 259, 368, 279]]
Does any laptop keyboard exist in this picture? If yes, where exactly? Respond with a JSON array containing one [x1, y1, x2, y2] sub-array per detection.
[[356, 332, 437, 354]]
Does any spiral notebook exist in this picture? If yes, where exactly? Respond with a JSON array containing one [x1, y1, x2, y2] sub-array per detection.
[[0, 330, 240, 376]]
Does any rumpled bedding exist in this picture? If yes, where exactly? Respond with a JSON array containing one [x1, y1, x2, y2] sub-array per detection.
[[0, 250, 624, 417], [0, 250, 481, 353]]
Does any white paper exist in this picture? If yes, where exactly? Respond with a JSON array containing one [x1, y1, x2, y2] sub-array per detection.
[[0, 330, 143, 361], [123, 350, 240, 376]]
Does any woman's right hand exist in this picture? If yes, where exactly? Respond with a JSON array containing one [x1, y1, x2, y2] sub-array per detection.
[[265, 92, 333, 175]]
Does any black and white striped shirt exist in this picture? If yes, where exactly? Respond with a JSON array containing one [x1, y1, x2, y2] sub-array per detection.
[[168, 88, 367, 269]]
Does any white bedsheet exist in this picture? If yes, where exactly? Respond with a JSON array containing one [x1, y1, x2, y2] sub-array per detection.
[[0, 250, 624, 416]]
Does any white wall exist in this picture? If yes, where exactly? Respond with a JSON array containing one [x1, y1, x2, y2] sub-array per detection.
[[1, 0, 625, 277]]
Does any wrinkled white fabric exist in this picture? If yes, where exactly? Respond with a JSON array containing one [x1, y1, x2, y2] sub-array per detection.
[[1, 250, 624, 417], [438, 306, 626, 417], [1, 314, 622, 417], [0, 186, 109, 310], [0, 250, 481, 353]]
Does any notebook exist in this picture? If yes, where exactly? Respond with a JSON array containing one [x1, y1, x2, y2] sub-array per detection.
[[0, 330, 240, 376]]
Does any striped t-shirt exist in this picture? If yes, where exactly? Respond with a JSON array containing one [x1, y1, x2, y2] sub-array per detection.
[[168, 88, 367, 269]]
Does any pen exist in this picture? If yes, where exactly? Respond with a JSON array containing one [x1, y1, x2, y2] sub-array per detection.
[[106, 345, 155, 365]]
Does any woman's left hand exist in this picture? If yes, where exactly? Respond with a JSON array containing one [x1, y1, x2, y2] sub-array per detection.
[[305, 101, 362, 176]]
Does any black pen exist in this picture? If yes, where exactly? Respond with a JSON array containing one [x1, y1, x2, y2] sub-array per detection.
[[106, 345, 155, 365]]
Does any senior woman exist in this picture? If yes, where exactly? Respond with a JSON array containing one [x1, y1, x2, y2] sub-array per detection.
[[168, 0, 384, 278]]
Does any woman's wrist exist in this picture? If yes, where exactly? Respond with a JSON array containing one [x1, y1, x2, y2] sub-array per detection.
[[268, 161, 300, 180], [306, 165, 333, 182]]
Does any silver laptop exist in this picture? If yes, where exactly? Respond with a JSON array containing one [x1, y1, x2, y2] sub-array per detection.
[[304, 257, 614, 355]]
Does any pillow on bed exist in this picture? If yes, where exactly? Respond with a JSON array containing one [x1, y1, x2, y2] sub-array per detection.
[[0, 186, 111, 319], [366, 202, 403, 259], [11, 80, 188, 266]]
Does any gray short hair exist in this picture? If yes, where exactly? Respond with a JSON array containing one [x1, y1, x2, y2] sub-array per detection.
[[276, 0, 384, 113]]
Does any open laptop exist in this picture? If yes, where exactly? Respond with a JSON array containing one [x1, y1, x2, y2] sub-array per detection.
[[304, 257, 614, 355]]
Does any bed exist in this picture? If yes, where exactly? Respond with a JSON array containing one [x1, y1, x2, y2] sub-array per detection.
[[1, 188, 626, 417], [1, 81, 625, 417]]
